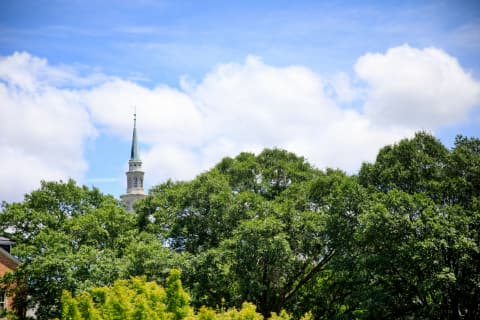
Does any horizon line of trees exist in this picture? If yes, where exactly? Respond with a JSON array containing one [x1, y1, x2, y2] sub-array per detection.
[[0, 131, 479, 319]]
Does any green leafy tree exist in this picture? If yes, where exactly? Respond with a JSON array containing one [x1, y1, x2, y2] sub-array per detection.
[[359, 131, 449, 198], [351, 133, 480, 319], [137, 149, 362, 316], [0, 180, 181, 319], [444, 135, 480, 207], [4, 134, 479, 320], [61, 273, 297, 320], [60, 276, 171, 320], [166, 269, 191, 320]]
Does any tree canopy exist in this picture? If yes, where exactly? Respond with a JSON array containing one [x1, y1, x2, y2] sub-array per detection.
[[1, 132, 479, 319], [135, 149, 359, 316], [0, 180, 183, 319]]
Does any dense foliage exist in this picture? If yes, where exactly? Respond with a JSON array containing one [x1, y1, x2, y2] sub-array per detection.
[[61, 270, 190, 320], [135, 149, 356, 316], [60, 270, 301, 320], [0, 180, 183, 319], [1, 132, 479, 319]]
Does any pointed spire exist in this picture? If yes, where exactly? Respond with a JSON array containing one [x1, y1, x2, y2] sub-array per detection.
[[122, 109, 145, 212], [130, 112, 140, 160]]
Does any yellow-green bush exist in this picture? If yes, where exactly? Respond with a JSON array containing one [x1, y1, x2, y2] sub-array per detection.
[[60, 270, 186, 320], [61, 270, 303, 320]]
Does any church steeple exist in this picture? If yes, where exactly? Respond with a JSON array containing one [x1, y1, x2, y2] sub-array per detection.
[[130, 113, 139, 160], [120, 112, 145, 212]]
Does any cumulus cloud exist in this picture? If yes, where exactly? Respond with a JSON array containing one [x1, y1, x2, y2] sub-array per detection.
[[1, 46, 479, 202], [84, 79, 203, 145], [185, 55, 412, 172], [0, 52, 96, 201], [356, 44, 480, 128]]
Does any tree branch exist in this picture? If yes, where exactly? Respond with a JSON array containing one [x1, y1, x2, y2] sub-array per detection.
[[280, 249, 336, 306]]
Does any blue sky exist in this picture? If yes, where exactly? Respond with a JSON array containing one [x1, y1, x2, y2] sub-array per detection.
[[0, 0, 479, 202], [2, 1, 480, 84]]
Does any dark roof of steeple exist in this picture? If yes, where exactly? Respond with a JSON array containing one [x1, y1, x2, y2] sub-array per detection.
[[130, 113, 140, 160]]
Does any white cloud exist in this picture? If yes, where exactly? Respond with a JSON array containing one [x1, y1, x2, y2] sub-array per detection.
[[0, 145, 69, 202], [191, 56, 339, 142], [0, 52, 68, 91], [142, 144, 201, 184], [0, 53, 96, 202], [84, 79, 204, 145], [329, 72, 360, 102], [0, 52, 110, 91], [1, 46, 479, 202], [356, 44, 480, 128], [181, 55, 412, 172]]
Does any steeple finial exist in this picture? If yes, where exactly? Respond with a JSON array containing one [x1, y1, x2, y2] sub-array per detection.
[[130, 110, 139, 160]]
